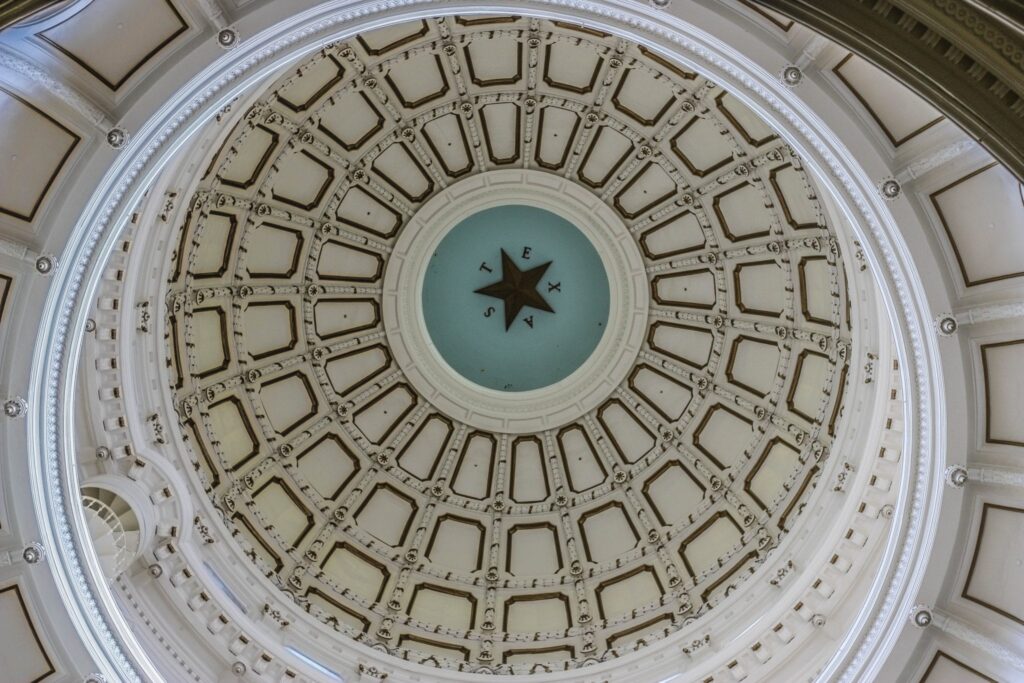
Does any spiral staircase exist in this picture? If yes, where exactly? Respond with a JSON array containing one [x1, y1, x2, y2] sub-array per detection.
[[80, 486, 140, 580]]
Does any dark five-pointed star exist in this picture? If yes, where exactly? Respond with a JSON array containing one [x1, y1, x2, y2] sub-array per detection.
[[475, 249, 554, 330]]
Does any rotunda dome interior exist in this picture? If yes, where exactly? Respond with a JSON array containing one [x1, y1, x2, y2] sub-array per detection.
[[0, 2, 1021, 683]]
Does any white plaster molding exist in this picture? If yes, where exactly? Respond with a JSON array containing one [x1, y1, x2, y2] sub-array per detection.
[[0, 235, 35, 263], [897, 138, 978, 182], [932, 609, 1024, 672], [967, 466, 1024, 489], [955, 300, 1024, 325], [0, 45, 110, 128]]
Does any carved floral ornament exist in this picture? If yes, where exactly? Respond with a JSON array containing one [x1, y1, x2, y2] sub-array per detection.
[[28, 1, 942, 683]]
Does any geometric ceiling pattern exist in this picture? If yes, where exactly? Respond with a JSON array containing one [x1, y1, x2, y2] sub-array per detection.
[[165, 16, 852, 673]]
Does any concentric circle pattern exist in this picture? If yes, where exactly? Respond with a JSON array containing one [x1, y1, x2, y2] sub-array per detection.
[[166, 16, 853, 673]]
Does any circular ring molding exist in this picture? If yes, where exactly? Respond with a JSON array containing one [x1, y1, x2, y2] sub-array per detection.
[[384, 170, 648, 433]]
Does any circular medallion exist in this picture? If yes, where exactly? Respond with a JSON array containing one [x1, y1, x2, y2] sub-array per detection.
[[422, 204, 610, 392], [384, 170, 649, 433]]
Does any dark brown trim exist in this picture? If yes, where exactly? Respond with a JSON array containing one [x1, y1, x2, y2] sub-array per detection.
[[646, 321, 712, 369], [355, 20, 429, 55], [233, 512, 284, 572], [613, 162, 677, 219], [192, 306, 231, 378], [245, 300, 298, 360], [917, 650, 996, 683], [384, 54, 450, 108], [208, 395, 259, 472], [335, 185, 403, 238], [353, 482, 418, 547], [464, 40, 523, 87], [828, 363, 849, 438], [700, 549, 759, 602], [318, 91, 385, 151], [251, 476, 315, 547], [677, 510, 743, 578], [628, 363, 693, 422], [453, 15, 519, 26], [278, 54, 346, 113], [0, 274, 12, 325], [769, 163, 820, 231], [408, 583, 478, 629], [551, 21, 611, 38], [671, 116, 733, 177], [304, 585, 371, 633], [786, 349, 831, 424], [509, 435, 550, 502], [556, 425, 607, 493], [542, 43, 603, 94], [743, 436, 800, 511], [295, 433, 360, 500], [832, 53, 943, 148], [324, 343, 392, 395], [505, 522, 562, 574], [452, 431, 497, 500], [502, 644, 575, 664], [650, 268, 717, 309], [797, 256, 834, 325], [638, 45, 697, 80], [271, 149, 335, 211], [0, 584, 56, 682], [479, 102, 521, 165], [502, 592, 571, 632], [218, 124, 279, 190], [577, 126, 633, 189], [578, 501, 640, 563], [639, 211, 707, 260], [724, 334, 779, 398], [259, 371, 319, 436], [733, 260, 784, 317], [397, 634, 470, 661], [713, 182, 772, 242], [962, 502, 1024, 626], [642, 459, 705, 526], [191, 211, 238, 279], [168, 314, 184, 390], [38, 0, 189, 91], [979, 339, 1024, 446], [421, 113, 475, 178], [352, 383, 417, 446], [0, 86, 80, 222], [778, 465, 819, 530], [612, 68, 676, 126], [316, 240, 385, 283], [594, 565, 663, 620], [740, 1, 794, 31], [319, 542, 390, 603], [692, 403, 754, 470], [597, 399, 657, 465], [426, 514, 486, 571], [245, 222, 304, 279], [606, 614, 673, 650], [930, 162, 1022, 287], [715, 91, 778, 147], [371, 142, 435, 202], [312, 297, 381, 340], [533, 106, 582, 171], [396, 414, 453, 481]]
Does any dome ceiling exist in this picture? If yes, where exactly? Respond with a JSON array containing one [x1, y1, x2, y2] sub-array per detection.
[[162, 15, 853, 674]]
